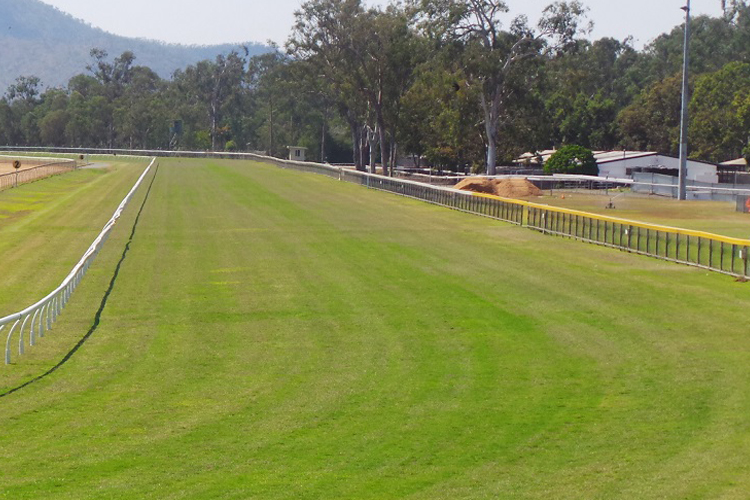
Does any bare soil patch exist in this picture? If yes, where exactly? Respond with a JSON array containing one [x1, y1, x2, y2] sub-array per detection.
[[0, 157, 51, 174], [455, 177, 542, 198]]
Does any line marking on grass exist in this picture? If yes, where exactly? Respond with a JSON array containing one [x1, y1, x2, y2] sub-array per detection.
[[0, 163, 160, 399]]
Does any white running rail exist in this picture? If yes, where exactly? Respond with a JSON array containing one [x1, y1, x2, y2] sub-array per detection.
[[1, 158, 156, 364]]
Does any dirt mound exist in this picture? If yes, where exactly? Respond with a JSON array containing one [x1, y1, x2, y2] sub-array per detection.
[[494, 178, 543, 198], [454, 177, 496, 194], [455, 177, 542, 198]]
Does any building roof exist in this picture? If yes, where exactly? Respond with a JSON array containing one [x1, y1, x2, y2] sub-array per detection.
[[594, 151, 659, 164], [515, 150, 657, 164], [720, 157, 747, 167], [516, 150, 716, 167]]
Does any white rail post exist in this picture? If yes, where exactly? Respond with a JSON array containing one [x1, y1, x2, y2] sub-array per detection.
[[5, 319, 21, 364]]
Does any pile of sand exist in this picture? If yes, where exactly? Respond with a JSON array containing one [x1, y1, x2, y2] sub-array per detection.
[[495, 178, 543, 197], [454, 177, 542, 198], [453, 177, 496, 194]]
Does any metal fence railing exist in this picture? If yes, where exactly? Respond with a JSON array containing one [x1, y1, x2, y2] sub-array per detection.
[[525, 203, 749, 277], [1, 159, 156, 365], [0, 159, 78, 192], [633, 172, 750, 202]]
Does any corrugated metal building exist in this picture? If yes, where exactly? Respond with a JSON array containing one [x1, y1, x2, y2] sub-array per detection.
[[516, 150, 718, 183]]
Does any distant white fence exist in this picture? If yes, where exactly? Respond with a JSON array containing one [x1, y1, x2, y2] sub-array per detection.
[[633, 172, 750, 201], [0, 158, 78, 191], [1, 158, 156, 365]]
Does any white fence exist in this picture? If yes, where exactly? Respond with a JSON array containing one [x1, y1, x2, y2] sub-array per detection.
[[0, 158, 78, 191], [633, 172, 750, 201], [1, 158, 156, 364]]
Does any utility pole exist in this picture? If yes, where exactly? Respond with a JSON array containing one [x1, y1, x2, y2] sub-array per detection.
[[678, 0, 691, 200]]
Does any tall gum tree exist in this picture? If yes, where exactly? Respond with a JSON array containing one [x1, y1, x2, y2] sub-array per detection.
[[289, 0, 421, 175], [289, 0, 372, 170], [412, 0, 589, 174], [173, 52, 246, 151]]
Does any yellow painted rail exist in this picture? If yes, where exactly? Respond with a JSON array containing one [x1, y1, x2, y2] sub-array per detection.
[[471, 191, 750, 247], [468, 191, 750, 277]]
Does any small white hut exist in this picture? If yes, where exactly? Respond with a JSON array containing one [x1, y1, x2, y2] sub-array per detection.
[[287, 146, 308, 162]]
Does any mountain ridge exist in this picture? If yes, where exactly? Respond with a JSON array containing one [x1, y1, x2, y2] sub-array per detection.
[[0, 0, 270, 91]]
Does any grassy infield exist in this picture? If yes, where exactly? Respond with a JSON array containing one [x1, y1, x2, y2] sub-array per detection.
[[1, 158, 749, 498]]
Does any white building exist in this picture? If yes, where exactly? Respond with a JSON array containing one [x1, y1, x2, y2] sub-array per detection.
[[287, 146, 308, 162], [516, 150, 718, 183]]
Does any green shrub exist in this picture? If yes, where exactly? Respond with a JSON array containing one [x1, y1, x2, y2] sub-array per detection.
[[544, 145, 598, 175]]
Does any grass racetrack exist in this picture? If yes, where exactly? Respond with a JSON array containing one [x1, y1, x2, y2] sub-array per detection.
[[1, 157, 750, 498]]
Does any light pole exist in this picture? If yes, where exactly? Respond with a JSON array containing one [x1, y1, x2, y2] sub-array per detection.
[[678, 0, 691, 200]]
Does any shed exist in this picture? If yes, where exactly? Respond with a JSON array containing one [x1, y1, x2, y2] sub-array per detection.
[[287, 146, 308, 162], [516, 150, 718, 183], [596, 153, 718, 184], [718, 157, 749, 183]]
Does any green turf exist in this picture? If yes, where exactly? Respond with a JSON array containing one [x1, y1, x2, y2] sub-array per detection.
[[1, 158, 750, 499], [0, 160, 148, 312]]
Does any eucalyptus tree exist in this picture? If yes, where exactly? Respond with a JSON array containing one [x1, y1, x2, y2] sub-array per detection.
[[37, 88, 70, 146], [5, 76, 42, 145], [278, 58, 344, 162], [617, 74, 683, 155], [247, 50, 293, 156], [400, 63, 484, 171], [0, 100, 12, 145], [173, 52, 247, 151], [543, 37, 638, 149], [289, 0, 422, 175], [113, 66, 167, 149], [86, 49, 137, 147], [289, 0, 377, 171], [690, 62, 750, 162], [287, 0, 388, 170], [411, 0, 590, 174], [371, 6, 426, 170]]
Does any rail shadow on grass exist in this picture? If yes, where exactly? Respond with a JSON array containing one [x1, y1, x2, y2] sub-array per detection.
[[0, 164, 160, 399]]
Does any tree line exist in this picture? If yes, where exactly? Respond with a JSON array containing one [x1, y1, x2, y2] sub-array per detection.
[[1, 0, 749, 174]]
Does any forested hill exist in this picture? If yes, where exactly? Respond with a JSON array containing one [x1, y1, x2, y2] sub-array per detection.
[[1, 0, 748, 167], [0, 0, 269, 90]]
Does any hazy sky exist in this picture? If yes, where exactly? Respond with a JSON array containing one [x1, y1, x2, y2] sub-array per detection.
[[40, 0, 725, 49]]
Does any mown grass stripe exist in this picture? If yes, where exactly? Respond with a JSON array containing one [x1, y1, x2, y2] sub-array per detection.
[[0, 164, 159, 398], [0, 158, 749, 498]]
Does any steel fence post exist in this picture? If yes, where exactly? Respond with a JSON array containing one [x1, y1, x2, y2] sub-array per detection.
[[30, 309, 39, 346], [18, 315, 31, 355], [5, 319, 21, 365], [1, 325, 6, 364], [655, 229, 660, 256]]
